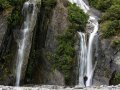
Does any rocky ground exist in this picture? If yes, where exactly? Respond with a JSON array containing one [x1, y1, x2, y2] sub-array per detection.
[[1, 85, 120, 90]]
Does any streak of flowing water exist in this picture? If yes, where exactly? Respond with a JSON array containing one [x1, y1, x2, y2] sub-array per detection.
[[78, 32, 87, 86], [86, 16, 98, 86], [15, 0, 40, 86], [69, 0, 99, 87]]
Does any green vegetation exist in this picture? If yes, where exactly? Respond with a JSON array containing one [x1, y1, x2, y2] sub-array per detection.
[[0, 0, 24, 10], [0, 0, 24, 83], [27, 50, 41, 80], [102, 5, 120, 21], [111, 39, 120, 47], [0, 0, 11, 10], [7, 0, 24, 29], [0, 54, 13, 81], [54, 29, 75, 85], [42, 0, 56, 7], [8, 10, 22, 29], [112, 72, 120, 85], [0, 0, 24, 30], [0, 0, 25, 29], [26, 0, 57, 82], [100, 20, 120, 38], [68, 3, 88, 31], [88, 0, 120, 38], [53, 3, 88, 85], [88, 0, 112, 12], [42, 0, 57, 11]]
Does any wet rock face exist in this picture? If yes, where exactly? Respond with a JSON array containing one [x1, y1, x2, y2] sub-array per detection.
[[0, 12, 8, 47], [93, 38, 120, 86], [22, 2, 34, 16], [28, 4, 34, 13], [44, 0, 68, 84], [93, 39, 112, 85], [26, 0, 67, 85], [45, 0, 68, 53], [0, 10, 15, 85]]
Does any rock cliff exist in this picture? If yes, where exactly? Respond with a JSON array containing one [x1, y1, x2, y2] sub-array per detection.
[[0, 0, 120, 87]]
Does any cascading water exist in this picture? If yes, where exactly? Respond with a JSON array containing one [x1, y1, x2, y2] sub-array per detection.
[[69, 0, 99, 87], [15, 0, 40, 86], [78, 32, 87, 86], [86, 16, 98, 86]]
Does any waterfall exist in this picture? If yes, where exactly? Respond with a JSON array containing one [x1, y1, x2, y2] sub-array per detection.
[[78, 32, 87, 86], [86, 16, 98, 86], [15, 0, 40, 86], [69, 0, 99, 87]]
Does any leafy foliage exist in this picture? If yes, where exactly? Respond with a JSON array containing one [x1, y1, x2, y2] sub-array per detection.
[[111, 39, 120, 47], [0, 0, 11, 10], [53, 3, 88, 85], [42, 0, 56, 7], [68, 3, 88, 31], [88, 0, 112, 12], [7, 0, 25, 29], [42, 0, 57, 11], [8, 10, 22, 29], [0, 0, 24, 10], [88, 0, 120, 38], [102, 5, 120, 21], [54, 29, 75, 84], [112, 72, 120, 85], [8, 0, 24, 6], [100, 20, 120, 38]]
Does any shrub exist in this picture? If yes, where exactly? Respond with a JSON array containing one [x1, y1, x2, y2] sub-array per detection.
[[53, 2, 88, 85], [100, 21, 115, 38], [112, 72, 120, 85], [7, 0, 25, 29], [88, 0, 112, 12], [99, 1, 120, 38], [8, 10, 22, 29], [100, 20, 120, 38], [111, 39, 120, 47], [8, 0, 24, 6], [42, 0, 57, 10], [68, 3, 88, 31], [111, 0, 120, 5], [42, 0, 56, 6], [0, 0, 24, 10], [54, 28, 75, 84], [102, 5, 120, 21], [0, 0, 11, 10]]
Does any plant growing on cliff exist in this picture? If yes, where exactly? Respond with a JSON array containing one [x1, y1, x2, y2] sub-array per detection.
[[54, 29, 75, 84], [0, 0, 24, 10], [88, 0, 112, 12], [7, 0, 25, 29], [42, 0, 57, 11], [100, 20, 120, 38], [88, 0, 120, 39], [0, 0, 11, 10], [111, 39, 120, 47], [8, 10, 22, 29], [111, 72, 120, 85], [53, 2, 88, 85], [102, 5, 120, 21], [68, 3, 88, 31]]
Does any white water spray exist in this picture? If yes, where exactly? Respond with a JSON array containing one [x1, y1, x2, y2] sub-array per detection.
[[69, 0, 99, 86], [86, 16, 98, 86], [78, 32, 87, 86], [15, 0, 40, 86]]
